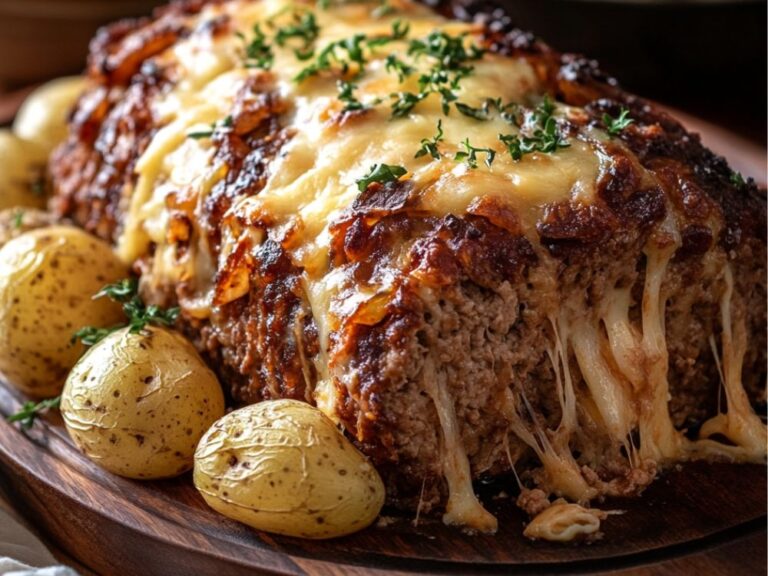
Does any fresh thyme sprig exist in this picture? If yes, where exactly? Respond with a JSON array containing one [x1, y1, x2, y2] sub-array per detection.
[[295, 20, 409, 82], [455, 101, 488, 121], [385, 53, 414, 82], [498, 96, 569, 161], [390, 91, 426, 118], [603, 107, 634, 136], [382, 30, 484, 118], [455, 138, 495, 169], [72, 278, 180, 347], [273, 11, 320, 59], [730, 171, 746, 187], [337, 80, 367, 112], [237, 24, 275, 70], [415, 119, 444, 160], [407, 30, 485, 71], [454, 98, 519, 123], [356, 163, 407, 191], [7, 396, 61, 430]]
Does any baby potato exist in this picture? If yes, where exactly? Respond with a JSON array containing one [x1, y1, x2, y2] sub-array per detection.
[[13, 76, 86, 152], [194, 400, 385, 539], [61, 326, 225, 479], [0, 130, 48, 211], [0, 226, 127, 396], [0, 208, 60, 249]]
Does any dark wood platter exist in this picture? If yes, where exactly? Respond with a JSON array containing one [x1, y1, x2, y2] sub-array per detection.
[[0, 113, 766, 576], [1, 378, 766, 576]]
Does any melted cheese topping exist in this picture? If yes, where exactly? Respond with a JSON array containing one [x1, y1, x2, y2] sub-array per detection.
[[523, 501, 608, 542], [119, 0, 604, 282]]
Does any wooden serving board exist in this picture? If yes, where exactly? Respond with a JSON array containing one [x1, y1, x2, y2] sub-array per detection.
[[0, 381, 766, 576]]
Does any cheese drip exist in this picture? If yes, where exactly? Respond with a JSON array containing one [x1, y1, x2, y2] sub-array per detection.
[[422, 356, 498, 533], [505, 213, 765, 527], [697, 266, 767, 459]]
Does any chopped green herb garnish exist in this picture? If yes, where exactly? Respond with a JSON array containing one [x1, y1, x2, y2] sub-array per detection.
[[71, 326, 117, 347], [603, 107, 634, 136], [534, 95, 556, 124], [238, 24, 274, 70], [383, 30, 484, 118], [498, 133, 528, 161], [389, 91, 425, 118], [187, 115, 233, 140], [317, 0, 383, 9], [273, 11, 320, 59], [372, 1, 395, 17], [498, 96, 569, 161], [11, 209, 23, 229], [483, 98, 520, 125], [730, 171, 746, 187], [392, 20, 409, 40], [455, 138, 495, 169], [415, 119, 444, 160], [72, 278, 180, 346], [385, 53, 414, 82], [295, 34, 365, 81], [498, 117, 569, 161], [337, 80, 366, 112], [8, 396, 61, 430], [455, 101, 488, 121], [356, 163, 407, 191], [296, 22, 408, 83], [408, 30, 484, 71]]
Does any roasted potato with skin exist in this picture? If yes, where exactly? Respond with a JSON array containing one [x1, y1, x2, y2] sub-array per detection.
[[0, 226, 127, 396], [194, 400, 386, 539], [0, 130, 48, 211], [13, 76, 86, 152], [62, 326, 225, 479]]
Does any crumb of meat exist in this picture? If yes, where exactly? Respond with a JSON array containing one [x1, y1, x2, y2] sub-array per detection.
[[517, 488, 551, 517]]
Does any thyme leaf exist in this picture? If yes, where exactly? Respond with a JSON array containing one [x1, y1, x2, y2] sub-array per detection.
[[356, 163, 407, 191]]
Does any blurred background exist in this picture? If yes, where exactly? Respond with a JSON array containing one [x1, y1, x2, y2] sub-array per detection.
[[502, 0, 767, 147], [0, 0, 765, 148]]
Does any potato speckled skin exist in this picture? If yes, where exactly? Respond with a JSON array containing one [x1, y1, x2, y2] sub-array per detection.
[[0, 226, 127, 397], [62, 326, 225, 479], [0, 130, 48, 211], [13, 77, 86, 153], [194, 400, 386, 539]]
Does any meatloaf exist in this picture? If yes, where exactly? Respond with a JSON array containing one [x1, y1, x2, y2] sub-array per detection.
[[50, 0, 767, 532]]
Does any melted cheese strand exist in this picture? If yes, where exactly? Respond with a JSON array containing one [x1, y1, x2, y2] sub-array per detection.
[[636, 234, 686, 461], [570, 318, 635, 443], [549, 314, 578, 434], [603, 286, 645, 390], [698, 266, 767, 458], [502, 388, 595, 502], [422, 356, 498, 533]]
